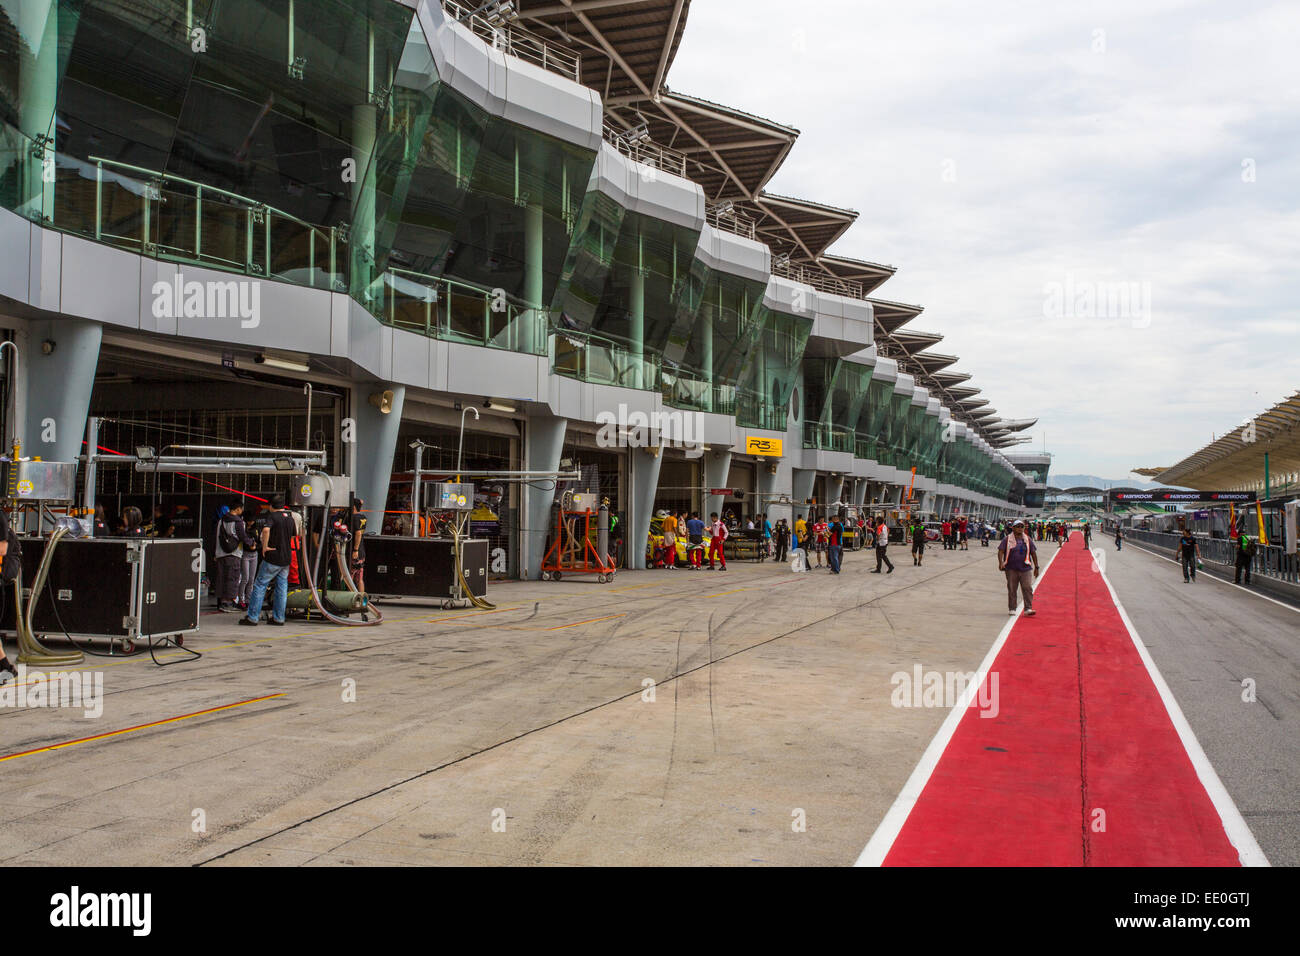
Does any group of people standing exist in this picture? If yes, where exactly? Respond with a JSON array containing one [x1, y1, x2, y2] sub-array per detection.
[[209, 494, 367, 626], [656, 511, 732, 571]]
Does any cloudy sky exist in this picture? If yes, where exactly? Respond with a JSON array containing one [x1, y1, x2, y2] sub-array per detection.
[[669, 0, 1300, 480]]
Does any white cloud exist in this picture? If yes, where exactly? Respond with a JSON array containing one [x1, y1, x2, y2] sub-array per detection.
[[669, 0, 1300, 479]]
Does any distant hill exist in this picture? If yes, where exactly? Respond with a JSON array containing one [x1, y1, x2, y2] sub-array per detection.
[[1049, 474, 1172, 490]]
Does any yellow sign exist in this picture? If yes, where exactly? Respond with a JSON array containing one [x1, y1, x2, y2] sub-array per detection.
[[745, 436, 783, 457]]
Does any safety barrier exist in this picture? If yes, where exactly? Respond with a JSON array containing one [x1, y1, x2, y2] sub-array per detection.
[[1127, 529, 1300, 585]]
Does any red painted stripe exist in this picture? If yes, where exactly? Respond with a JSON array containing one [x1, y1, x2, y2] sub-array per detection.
[[884, 535, 1241, 866]]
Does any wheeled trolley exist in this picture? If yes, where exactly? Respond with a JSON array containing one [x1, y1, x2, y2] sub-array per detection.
[[0, 536, 201, 654], [541, 507, 616, 583], [365, 536, 489, 609]]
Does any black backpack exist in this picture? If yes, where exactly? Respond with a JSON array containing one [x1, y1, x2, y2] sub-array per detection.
[[218, 517, 240, 553]]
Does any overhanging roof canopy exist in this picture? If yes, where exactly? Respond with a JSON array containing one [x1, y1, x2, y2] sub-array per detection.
[[519, 0, 692, 103], [1155, 391, 1300, 490], [749, 192, 857, 263]]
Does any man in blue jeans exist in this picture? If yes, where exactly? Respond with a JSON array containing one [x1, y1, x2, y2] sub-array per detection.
[[240, 493, 297, 627], [827, 515, 844, 573]]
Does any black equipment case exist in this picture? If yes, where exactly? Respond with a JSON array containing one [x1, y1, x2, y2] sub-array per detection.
[[364, 536, 488, 601], [0, 537, 201, 650]]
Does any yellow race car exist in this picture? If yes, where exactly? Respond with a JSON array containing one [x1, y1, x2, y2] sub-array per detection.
[[646, 515, 694, 567]]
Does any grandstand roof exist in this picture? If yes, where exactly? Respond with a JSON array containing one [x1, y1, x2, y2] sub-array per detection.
[[512, 0, 1035, 453], [1152, 391, 1300, 490]]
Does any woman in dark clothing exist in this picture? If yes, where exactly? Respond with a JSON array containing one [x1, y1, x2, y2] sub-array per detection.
[[121, 506, 146, 537]]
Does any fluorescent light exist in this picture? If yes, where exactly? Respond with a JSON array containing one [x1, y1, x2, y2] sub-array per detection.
[[486, 398, 516, 413], [255, 354, 310, 373]]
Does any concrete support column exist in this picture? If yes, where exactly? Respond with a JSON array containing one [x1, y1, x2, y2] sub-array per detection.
[[755, 459, 778, 522], [704, 449, 732, 522], [21, 319, 101, 465], [350, 382, 405, 528], [627, 446, 662, 570], [522, 201, 545, 355], [792, 467, 815, 521], [351, 102, 378, 295], [629, 265, 645, 390], [522, 414, 565, 579], [854, 479, 868, 508], [827, 475, 844, 512], [700, 308, 714, 410], [19, 0, 58, 222]]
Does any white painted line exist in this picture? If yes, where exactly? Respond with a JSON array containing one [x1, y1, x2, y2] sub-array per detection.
[[854, 541, 1063, 867], [1124, 541, 1300, 615], [1094, 564, 1271, 867]]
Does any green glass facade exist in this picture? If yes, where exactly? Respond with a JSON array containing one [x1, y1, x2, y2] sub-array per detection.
[[0, 0, 1019, 505], [802, 357, 870, 454]]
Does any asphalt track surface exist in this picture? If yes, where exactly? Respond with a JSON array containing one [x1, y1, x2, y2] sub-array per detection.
[[1104, 538, 1298, 866], [0, 533, 1292, 866]]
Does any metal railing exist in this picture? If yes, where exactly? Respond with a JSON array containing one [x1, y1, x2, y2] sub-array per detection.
[[1127, 530, 1300, 585], [803, 421, 855, 454], [601, 122, 688, 179], [85, 156, 345, 290], [375, 267, 548, 355], [772, 257, 865, 299], [706, 201, 756, 240], [443, 1, 581, 82], [551, 325, 660, 389]]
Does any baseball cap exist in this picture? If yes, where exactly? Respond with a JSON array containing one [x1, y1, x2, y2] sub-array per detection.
[[1013, 519, 1025, 527]]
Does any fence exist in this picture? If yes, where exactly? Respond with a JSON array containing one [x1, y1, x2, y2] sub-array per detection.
[[1127, 530, 1299, 585]]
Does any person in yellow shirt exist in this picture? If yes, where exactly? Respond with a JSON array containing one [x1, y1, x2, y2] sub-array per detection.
[[794, 514, 808, 551]]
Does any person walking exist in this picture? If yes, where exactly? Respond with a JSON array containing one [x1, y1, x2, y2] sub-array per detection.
[[1115, 527, 1123, 551], [794, 514, 808, 556], [1234, 530, 1255, 585], [911, 519, 927, 566], [240, 493, 296, 627], [706, 511, 728, 571], [1176, 528, 1202, 583], [1083, 521, 1092, 549], [762, 515, 773, 560], [998, 519, 1040, 616], [941, 517, 952, 551], [872, 515, 894, 574], [959, 515, 969, 550]]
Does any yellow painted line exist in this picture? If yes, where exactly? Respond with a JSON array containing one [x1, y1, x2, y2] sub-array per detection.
[[603, 581, 667, 594], [700, 588, 748, 598], [0, 693, 285, 763], [422, 606, 519, 624], [545, 613, 625, 631]]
